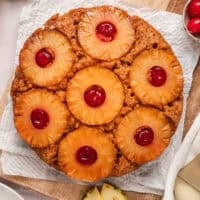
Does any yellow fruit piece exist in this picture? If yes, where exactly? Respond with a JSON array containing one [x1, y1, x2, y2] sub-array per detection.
[[78, 6, 135, 60], [14, 90, 68, 148], [115, 107, 173, 164], [101, 183, 128, 200], [129, 50, 183, 107], [83, 187, 103, 200], [20, 29, 74, 87], [66, 67, 124, 125], [58, 126, 117, 182]]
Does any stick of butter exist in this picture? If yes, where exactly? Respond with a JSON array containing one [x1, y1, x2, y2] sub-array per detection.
[[175, 177, 200, 200], [174, 154, 200, 200]]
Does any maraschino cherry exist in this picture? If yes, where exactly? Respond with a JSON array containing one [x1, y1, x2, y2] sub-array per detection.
[[187, 0, 200, 18], [96, 21, 117, 42], [147, 66, 167, 87], [187, 18, 200, 34], [35, 48, 53, 68], [84, 85, 106, 107], [31, 108, 49, 129], [76, 146, 97, 166], [134, 126, 154, 146]]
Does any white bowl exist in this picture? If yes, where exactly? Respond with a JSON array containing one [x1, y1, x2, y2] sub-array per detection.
[[183, 0, 200, 43], [0, 182, 24, 200]]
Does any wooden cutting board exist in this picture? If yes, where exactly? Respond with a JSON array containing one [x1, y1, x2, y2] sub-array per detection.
[[1, 0, 200, 199]]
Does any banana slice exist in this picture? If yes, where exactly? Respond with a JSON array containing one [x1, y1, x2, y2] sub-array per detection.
[[83, 187, 103, 200], [83, 183, 127, 200], [101, 183, 127, 200]]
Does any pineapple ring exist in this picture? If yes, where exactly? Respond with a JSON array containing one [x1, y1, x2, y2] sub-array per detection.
[[20, 29, 74, 87], [115, 107, 174, 164], [129, 49, 183, 107], [14, 90, 68, 148], [78, 6, 135, 60], [58, 126, 117, 182], [66, 67, 124, 125]]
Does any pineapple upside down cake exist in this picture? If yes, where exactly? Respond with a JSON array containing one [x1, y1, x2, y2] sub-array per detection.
[[11, 6, 183, 182]]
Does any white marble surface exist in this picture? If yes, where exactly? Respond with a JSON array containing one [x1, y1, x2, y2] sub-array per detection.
[[0, 0, 52, 199], [0, 0, 28, 96]]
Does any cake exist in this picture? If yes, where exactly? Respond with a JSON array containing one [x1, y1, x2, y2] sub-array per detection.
[[11, 6, 183, 182]]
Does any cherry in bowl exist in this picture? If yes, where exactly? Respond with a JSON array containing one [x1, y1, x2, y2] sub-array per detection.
[[183, 0, 200, 42]]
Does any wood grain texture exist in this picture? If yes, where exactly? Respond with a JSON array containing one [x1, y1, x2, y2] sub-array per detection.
[[1, 0, 199, 200], [167, 0, 185, 14], [183, 60, 200, 135], [126, 0, 171, 10]]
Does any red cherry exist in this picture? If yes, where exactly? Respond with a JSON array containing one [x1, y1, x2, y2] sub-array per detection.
[[187, 0, 200, 18], [96, 21, 117, 42], [84, 85, 106, 107], [76, 146, 97, 166], [31, 109, 49, 129], [134, 126, 154, 146], [35, 48, 53, 68], [147, 66, 167, 87], [187, 18, 200, 34]]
